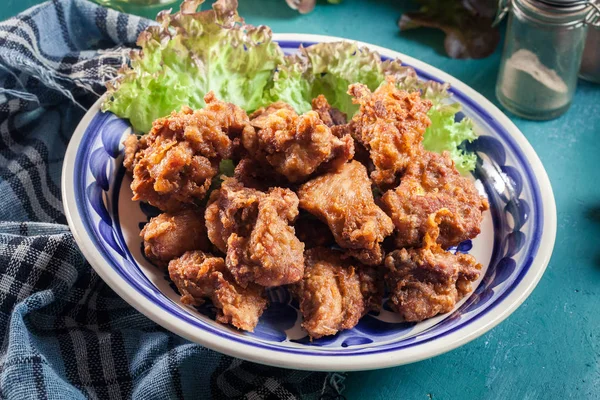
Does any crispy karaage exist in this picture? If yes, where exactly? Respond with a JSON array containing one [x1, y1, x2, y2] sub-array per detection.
[[385, 210, 482, 322], [141, 209, 211, 266], [380, 150, 489, 249], [128, 88, 488, 332], [205, 177, 305, 287], [348, 77, 432, 188], [242, 106, 354, 182], [311, 95, 348, 127], [298, 161, 393, 265], [357, 266, 384, 313], [169, 250, 267, 331], [130, 92, 250, 211], [249, 102, 296, 130], [292, 248, 382, 339], [123, 134, 146, 174]]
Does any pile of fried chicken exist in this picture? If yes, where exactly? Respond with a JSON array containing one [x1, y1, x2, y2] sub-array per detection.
[[123, 78, 489, 338]]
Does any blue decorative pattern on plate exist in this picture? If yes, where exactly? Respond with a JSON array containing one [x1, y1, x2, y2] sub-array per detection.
[[63, 35, 556, 371]]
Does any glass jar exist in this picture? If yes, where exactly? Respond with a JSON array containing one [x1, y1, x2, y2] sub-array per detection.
[[580, 24, 600, 82], [495, 0, 600, 120]]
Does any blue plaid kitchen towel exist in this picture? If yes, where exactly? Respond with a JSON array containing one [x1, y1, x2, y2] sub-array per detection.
[[0, 1, 346, 398]]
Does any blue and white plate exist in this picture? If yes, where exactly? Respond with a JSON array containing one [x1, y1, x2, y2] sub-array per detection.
[[62, 34, 556, 371]]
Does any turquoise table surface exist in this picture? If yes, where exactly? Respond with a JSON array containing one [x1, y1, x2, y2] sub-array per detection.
[[3, 1, 600, 398]]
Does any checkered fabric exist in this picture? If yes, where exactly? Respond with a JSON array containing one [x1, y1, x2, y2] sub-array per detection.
[[0, 1, 345, 398]]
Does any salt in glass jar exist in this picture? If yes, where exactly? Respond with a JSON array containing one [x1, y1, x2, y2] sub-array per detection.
[[495, 0, 600, 120]]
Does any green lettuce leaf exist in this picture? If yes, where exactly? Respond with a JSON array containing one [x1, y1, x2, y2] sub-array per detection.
[[268, 41, 416, 116], [102, 0, 284, 133], [397, 76, 477, 173], [423, 102, 477, 173]]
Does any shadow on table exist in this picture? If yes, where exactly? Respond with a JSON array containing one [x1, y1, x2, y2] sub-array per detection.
[[394, 28, 447, 57], [586, 205, 600, 268]]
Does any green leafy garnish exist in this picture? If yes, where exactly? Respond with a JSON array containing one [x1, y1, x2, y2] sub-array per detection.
[[218, 159, 235, 177], [397, 76, 477, 173], [102, 0, 284, 133], [423, 102, 477, 173], [268, 41, 415, 116], [103, 0, 478, 172]]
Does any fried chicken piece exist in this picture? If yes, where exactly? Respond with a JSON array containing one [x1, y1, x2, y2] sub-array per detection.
[[227, 187, 305, 287], [205, 177, 305, 287], [297, 161, 393, 265], [123, 134, 147, 174], [343, 245, 386, 270], [380, 150, 489, 249], [242, 106, 354, 182], [311, 95, 348, 127], [131, 132, 216, 212], [130, 92, 250, 211], [292, 248, 383, 339], [169, 250, 267, 332], [294, 214, 336, 249], [249, 102, 296, 130], [357, 266, 385, 313], [385, 210, 482, 322], [348, 77, 432, 187], [140, 209, 211, 267], [204, 181, 255, 255], [312, 105, 373, 172]]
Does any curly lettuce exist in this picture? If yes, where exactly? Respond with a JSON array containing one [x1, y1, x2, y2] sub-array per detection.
[[423, 102, 477, 173], [102, 0, 284, 133], [103, 0, 477, 172], [397, 76, 477, 173], [268, 41, 415, 116]]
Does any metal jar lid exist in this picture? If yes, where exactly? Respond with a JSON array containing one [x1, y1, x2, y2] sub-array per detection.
[[494, 0, 600, 26], [535, 0, 589, 7], [538, 0, 592, 7]]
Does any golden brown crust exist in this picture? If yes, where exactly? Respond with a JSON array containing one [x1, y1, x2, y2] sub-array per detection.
[[380, 150, 489, 249], [249, 102, 296, 130], [311, 94, 348, 127], [242, 107, 354, 183], [127, 91, 488, 332], [140, 209, 211, 266], [344, 245, 385, 268], [358, 266, 385, 313], [297, 161, 394, 265], [348, 77, 432, 188], [204, 183, 256, 255], [123, 134, 146, 174], [292, 248, 383, 339], [205, 177, 305, 287], [384, 210, 482, 322], [168, 250, 267, 332], [130, 92, 250, 211]]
